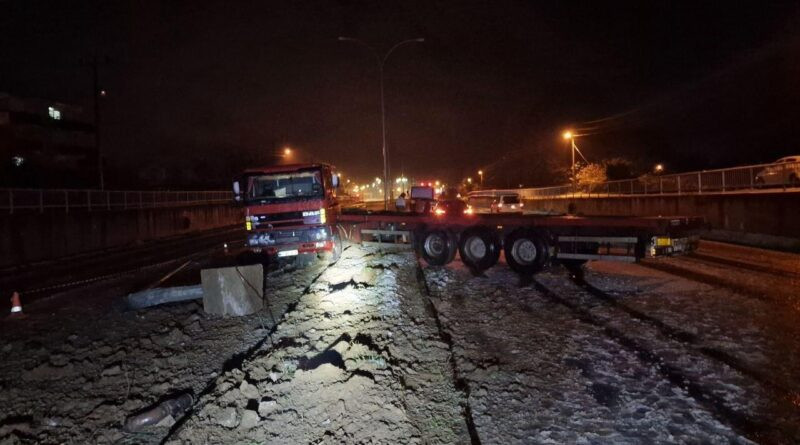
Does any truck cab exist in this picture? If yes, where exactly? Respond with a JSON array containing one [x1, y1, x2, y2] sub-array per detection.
[[233, 163, 342, 261]]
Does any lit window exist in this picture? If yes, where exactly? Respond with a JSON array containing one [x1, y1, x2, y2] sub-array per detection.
[[48, 106, 61, 120]]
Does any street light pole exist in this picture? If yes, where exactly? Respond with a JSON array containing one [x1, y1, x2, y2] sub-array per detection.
[[339, 36, 424, 210], [562, 130, 589, 191]]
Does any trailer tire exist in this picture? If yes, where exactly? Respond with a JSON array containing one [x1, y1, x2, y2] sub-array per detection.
[[417, 229, 457, 266], [458, 227, 501, 273], [504, 229, 548, 275]]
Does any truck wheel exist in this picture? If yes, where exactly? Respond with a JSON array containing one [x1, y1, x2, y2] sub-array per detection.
[[458, 227, 501, 273], [329, 232, 343, 264], [417, 229, 456, 266], [504, 229, 548, 275]]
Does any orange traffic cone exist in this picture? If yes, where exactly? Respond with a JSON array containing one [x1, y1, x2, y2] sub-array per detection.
[[7, 292, 26, 319]]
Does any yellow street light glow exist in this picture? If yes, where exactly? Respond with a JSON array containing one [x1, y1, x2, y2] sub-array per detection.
[[477, 170, 483, 175], [467, 177, 472, 183], [655, 164, 664, 172], [435, 180, 440, 186], [562, 131, 573, 140], [284, 147, 292, 155]]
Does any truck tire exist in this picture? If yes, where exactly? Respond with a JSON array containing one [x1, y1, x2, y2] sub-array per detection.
[[504, 229, 548, 275], [417, 229, 457, 266], [329, 231, 343, 264], [458, 227, 501, 273]]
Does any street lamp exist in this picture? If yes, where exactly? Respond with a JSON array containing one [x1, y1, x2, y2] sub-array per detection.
[[563, 131, 577, 183], [654, 164, 664, 174], [284, 147, 292, 156], [562, 130, 587, 188], [477, 170, 484, 187], [339, 36, 425, 210]]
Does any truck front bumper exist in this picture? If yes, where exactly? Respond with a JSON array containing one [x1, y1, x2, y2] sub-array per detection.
[[246, 226, 334, 257]]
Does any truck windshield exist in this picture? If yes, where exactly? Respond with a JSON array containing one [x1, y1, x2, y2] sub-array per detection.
[[245, 168, 324, 203], [502, 195, 520, 204]]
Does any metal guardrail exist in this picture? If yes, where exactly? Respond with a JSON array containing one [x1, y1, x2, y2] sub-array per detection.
[[473, 160, 800, 200], [0, 188, 232, 214]]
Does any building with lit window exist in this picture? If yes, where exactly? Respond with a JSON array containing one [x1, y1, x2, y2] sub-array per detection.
[[0, 92, 97, 188]]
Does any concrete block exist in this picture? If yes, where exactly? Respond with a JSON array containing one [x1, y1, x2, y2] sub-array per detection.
[[201, 264, 263, 316]]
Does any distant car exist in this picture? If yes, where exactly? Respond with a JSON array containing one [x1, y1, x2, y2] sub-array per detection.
[[490, 194, 524, 213], [432, 199, 468, 217], [755, 156, 800, 187]]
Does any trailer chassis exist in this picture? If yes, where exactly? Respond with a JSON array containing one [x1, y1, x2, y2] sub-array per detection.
[[337, 210, 702, 275]]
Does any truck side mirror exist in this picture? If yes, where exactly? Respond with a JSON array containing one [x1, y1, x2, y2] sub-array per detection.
[[232, 181, 241, 202], [332, 174, 340, 188]]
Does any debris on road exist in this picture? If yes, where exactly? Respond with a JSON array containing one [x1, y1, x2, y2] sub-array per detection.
[[124, 393, 193, 432], [166, 246, 470, 444], [1, 239, 798, 443], [125, 285, 203, 310]]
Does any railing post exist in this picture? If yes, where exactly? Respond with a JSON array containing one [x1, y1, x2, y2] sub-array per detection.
[[644, 179, 648, 195], [87, 190, 92, 211], [65, 190, 69, 214], [9, 190, 13, 215], [39, 189, 44, 213], [678, 176, 681, 195], [659, 177, 663, 194], [107, 191, 111, 210], [722, 171, 726, 192], [750, 167, 754, 190], [697, 172, 702, 194], [629, 180, 633, 195], [139, 191, 143, 209], [123, 192, 127, 210]]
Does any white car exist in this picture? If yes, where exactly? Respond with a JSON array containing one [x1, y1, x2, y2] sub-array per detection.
[[755, 156, 800, 187], [490, 194, 524, 213]]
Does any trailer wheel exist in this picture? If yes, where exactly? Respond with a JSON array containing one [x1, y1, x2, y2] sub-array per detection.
[[417, 229, 456, 266], [458, 227, 501, 273], [504, 229, 548, 275]]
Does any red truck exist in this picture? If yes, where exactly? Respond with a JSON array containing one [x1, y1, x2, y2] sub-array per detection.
[[234, 163, 702, 274], [233, 163, 344, 263]]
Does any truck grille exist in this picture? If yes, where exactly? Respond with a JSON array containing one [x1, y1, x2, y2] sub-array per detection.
[[254, 211, 304, 222]]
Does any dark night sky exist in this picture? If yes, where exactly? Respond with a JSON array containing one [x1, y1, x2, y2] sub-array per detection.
[[2, 1, 800, 187]]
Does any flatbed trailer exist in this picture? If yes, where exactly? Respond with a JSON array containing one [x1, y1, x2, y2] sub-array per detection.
[[337, 209, 703, 275]]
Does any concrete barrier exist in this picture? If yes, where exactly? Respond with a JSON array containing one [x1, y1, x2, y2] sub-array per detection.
[[0, 204, 244, 267], [525, 191, 800, 251]]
